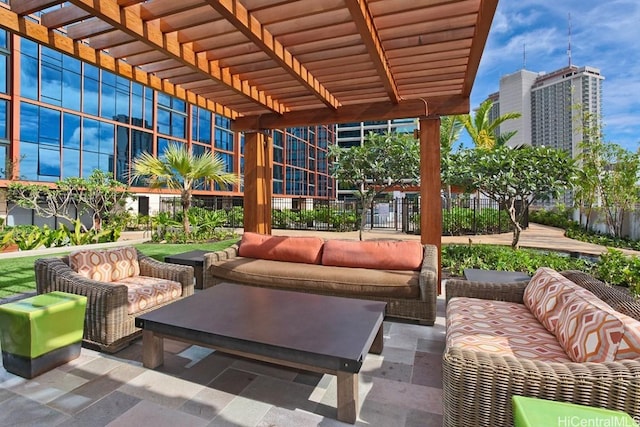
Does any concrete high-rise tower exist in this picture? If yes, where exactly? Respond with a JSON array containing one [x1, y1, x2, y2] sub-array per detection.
[[530, 66, 603, 158], [485, 65, 604, 156], [496, 69, 540, 147]]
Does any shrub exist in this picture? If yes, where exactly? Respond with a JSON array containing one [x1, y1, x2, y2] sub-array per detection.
[[529, 207, 574, 229], [596, 248, 640, 296], [442, 244, 594, 277]]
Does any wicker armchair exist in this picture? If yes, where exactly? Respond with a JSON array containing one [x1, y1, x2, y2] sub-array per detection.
[[443, 276, 640, 427], [35, 248, 194, 353]]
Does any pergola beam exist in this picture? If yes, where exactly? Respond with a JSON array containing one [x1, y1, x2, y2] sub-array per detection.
[[462, 0, 498, 96], [344, 0, 400, 104], [12, 0, 63, 16], [41, 5, 92, 28], [231, 96, 468, 131], [0, 6, 239, 120], [67, 0, 287, 114], [204, 0, 340, 110]]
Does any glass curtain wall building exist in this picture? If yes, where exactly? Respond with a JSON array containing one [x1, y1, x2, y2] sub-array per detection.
[[0, 30, 335, 220]]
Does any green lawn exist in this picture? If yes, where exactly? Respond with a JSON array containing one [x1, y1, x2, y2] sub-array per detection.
[[0, 239, 238, 300]]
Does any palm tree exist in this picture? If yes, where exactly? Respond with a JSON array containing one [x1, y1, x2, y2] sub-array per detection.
[[440, 115, 464, 213], [131, 143, 238, 234], [462, 99, 521, 149]]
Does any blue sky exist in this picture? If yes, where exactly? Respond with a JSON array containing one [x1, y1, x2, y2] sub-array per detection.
[[467, 0, 640, 152]]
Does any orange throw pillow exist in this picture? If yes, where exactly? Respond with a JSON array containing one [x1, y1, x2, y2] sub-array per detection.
[[238, 232, 324, 264], [321, 239, 423, 270]]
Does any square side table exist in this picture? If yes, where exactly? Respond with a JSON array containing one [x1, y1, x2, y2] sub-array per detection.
[[0, 291, 87, 378], [165, 250, 209, 289]]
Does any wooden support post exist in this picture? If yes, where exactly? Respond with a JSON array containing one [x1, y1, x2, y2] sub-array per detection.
[[142, 330, 164, 369], [243, 132, 272, 234], [419, 117, 442, 293], [337, 371, 358, 423]]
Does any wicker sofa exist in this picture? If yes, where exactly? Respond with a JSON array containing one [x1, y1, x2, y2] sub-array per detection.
[[443, 268, 640, 427], [204, 232, 439, 324], [35, 247, 194, 353]]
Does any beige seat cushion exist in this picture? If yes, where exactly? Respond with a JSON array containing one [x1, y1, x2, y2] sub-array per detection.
[[211, 257, 420, 299], [112, 276, 182, 314], [447, 297, 571, 362]]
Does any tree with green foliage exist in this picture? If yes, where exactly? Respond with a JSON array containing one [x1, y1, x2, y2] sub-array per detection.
[[440, 115, 465, 234], [440, 115, 465, 196], [329, 131, 420, 240], [574, 111, 605, 231], [598, 144, 640, 238], [7, 169, 132, 233], [462, 99, 521, 149], [452, 145, 576, 248], [131, 142, 238, 234], [574, 113, 640, 238]]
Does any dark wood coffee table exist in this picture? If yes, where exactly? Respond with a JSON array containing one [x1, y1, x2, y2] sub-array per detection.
[[134, 283, 386, 424], [164, 250, 208, 289], [463, 268, 531, 283]]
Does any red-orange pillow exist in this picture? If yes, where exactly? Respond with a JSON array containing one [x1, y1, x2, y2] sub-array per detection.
[[321, 240, 423, 270], [238, 232, 324, 264]]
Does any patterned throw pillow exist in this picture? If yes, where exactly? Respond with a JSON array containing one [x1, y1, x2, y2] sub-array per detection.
[[69, 247, 140, 282], [611, 311, 640, 360], [69, 249, 113, 282], [556, 295, 624, 363], [107, 247, 140, 280], [523, 267, 578, 335]]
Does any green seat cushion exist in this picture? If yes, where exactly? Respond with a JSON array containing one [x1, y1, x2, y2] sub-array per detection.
[[513, 396, 638, 427], [0, 292, 87, 358]]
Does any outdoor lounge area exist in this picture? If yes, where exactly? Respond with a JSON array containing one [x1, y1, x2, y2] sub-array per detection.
[[6, 1, 640, 426]]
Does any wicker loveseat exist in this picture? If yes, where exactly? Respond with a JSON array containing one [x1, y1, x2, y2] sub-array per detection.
[[443, 268, 640, 427], [35, 247, 194, 353], [204, 232, 439, 324]]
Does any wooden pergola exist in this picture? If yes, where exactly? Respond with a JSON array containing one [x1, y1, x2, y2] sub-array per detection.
[[2, 0, 498, 282]]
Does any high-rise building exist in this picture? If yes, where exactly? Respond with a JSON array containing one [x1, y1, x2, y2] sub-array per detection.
[[487, 66, 604, 156], [0, 31, 335, 223], [486, 65, 604, 206], [531, 66, 603, 158]]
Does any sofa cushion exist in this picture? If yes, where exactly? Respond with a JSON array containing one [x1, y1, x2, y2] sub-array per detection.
[[238, 232, 324, 264], [112, 276, 182, 314], [321, 239, 423, 271], [210, 257, 420, 299], [556, 295, 624, 363], [69, 247, 140, 282], [446, 297, 570, 362]]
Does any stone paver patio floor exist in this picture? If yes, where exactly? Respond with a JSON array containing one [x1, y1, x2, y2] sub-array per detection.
[[0, 296, 446, 427]]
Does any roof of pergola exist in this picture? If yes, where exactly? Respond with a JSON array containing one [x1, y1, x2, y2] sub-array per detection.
[[3, 0, 497, 131]]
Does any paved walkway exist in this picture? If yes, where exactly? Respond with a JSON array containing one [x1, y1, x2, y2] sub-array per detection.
[[270, 223, 640, 257]]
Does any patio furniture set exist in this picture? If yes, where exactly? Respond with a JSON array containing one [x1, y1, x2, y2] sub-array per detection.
[[445, 268, 640, 426], [3, 233, 640, 425]]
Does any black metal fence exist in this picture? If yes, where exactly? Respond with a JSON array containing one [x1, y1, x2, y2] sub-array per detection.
[[160, 195, 526, 235]]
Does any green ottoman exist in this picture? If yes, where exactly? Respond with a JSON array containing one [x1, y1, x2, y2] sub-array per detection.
[[0, 292, 87, 378], [513, 396, 638, 427]]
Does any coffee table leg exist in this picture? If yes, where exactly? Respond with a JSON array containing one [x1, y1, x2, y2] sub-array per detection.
[[337, 371, 358, 424], [142, 330, 164, 368], [370, 324, 384, 354]]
